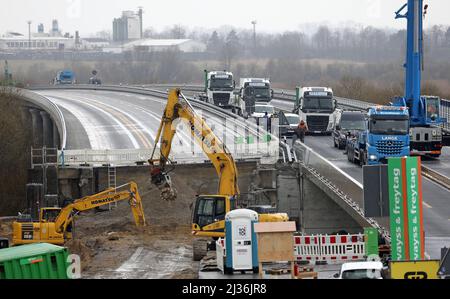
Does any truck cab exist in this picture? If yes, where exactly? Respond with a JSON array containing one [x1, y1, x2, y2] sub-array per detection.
[[347, 106, 410, 165], [239, 78, 273, 116], [201, 70, 236, 110], [393, 95, 446, 157], [54, 70, 75, 85], [294, 87, 337, 135]]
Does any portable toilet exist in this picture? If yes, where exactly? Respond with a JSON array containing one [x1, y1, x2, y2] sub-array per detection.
[[224, 209, 259, 274]]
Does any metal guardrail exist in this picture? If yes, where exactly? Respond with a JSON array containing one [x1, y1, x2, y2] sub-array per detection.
[[14, 88, 67, 149], [422, 165, 450, 191], [293, 140, 391, 243], [58, 148, 266, 167]]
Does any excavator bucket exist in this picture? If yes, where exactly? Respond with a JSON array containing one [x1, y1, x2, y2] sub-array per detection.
[[150, 165, 177, 201]]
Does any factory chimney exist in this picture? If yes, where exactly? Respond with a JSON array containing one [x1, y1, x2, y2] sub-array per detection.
[[138, 7, 143, 39]]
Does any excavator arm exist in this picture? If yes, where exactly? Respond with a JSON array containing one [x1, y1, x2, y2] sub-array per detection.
[[54, 181, 146, 234], [150, 89, 239, 197]]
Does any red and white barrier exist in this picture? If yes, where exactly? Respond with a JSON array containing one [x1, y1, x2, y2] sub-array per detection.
[[294, 234, 366, 264], [294, 235, 321, 262]]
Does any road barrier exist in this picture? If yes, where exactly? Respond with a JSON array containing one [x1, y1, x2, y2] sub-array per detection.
[[57, 148, 265, 167], [294, 234, 366, 264], [218, 233, 366, 267]]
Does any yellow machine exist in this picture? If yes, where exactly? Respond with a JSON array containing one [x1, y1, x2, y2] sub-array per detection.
[[150, 89, 288, 260], [12, 182, 146, 245]]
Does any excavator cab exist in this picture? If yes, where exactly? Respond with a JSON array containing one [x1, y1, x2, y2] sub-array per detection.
[[191, 195, 236, 236], [40, 208, 61, 222]]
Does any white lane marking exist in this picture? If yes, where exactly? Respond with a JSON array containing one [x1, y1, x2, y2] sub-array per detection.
[[63, 97, 140, 149], [46, 97, 103, 149], [73, 95, 156, 145], [423, 202, 433, 209]]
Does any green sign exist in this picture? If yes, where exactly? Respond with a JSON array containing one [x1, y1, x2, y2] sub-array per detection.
[[388, 157, 425, 262], [405, 157, 424, 261], [388, 158, 408, 261]]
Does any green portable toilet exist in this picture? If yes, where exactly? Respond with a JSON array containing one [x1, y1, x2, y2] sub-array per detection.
[[364, 227, 379, 257], [0, 243, 71, 279]]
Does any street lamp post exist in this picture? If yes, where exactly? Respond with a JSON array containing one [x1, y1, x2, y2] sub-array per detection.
[[27, 21, 32, 50], [251, 20, 257, 52]]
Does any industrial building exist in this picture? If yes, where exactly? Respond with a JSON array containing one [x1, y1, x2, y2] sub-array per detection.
[[113, 9, 143, 42], [103, 39, 206, 54], [0, 36, 75, 51]]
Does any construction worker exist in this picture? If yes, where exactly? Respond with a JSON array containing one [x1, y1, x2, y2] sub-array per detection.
[[295, 120, 308, 143]]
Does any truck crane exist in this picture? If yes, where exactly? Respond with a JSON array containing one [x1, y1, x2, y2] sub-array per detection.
[[12, 182, 146, 246], [392, 0, 447, 157], [149, 89, 288, 260]]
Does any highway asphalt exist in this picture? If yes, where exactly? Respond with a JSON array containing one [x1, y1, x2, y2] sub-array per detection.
[[36, 89, 264, 162]]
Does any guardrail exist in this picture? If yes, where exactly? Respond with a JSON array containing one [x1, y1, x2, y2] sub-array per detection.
[[16, 88, 67, 150], [422, 165, 450, 191], [293, 140, 391, 243], [58, 148, 267, 167]]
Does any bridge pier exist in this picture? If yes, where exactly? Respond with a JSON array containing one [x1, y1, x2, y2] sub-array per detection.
[[29, 108, 43, 148], [40, 111, 54, 148], [53, 122, 60, 149], [299, 167, 362, 234]]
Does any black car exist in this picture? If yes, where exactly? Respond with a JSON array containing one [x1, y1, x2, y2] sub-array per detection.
[[89, 77, 102, 85], [278, 111, 300, 138], [333, 110, 366, 149]]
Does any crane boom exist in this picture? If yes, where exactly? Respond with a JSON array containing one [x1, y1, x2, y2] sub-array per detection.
[[393, 1, 446, 157], [150, 89, 239, 197], [395, 0, 424, 122]]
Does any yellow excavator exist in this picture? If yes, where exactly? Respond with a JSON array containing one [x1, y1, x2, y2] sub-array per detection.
[[149, 89, 288, 260], [12, 182, 146, 246]]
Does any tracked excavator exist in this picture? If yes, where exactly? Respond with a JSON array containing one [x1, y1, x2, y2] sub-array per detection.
[[149, 89, 288, 260], [12, 182, 146, 245]]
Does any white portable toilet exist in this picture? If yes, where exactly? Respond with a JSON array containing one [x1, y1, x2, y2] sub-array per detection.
[[224, 209, 259, 274]]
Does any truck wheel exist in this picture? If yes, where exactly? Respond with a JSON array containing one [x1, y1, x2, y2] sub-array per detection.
[[347, 148, 353, 163], [193, 238, 208, 261], [359, 152, 366, 167]]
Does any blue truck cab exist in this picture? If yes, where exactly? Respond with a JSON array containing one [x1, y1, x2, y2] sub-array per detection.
[[54, 70, 75, 85], [347, 106, 410, 166]]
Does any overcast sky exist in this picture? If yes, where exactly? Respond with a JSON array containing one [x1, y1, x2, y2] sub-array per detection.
[[2, 0, 449, 36]]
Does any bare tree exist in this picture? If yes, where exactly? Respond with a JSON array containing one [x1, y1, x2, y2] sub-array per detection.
[[221, 30, 240, 70]]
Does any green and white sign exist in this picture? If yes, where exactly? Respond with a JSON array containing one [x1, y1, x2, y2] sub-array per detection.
[[388, 158, 408, 261], [405, 157, 424, 261], [388, 157, 425, 261]]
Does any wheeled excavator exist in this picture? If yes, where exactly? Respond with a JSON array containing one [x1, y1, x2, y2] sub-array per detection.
[[149, 89, 288, 260], [12, 182, 146, 245]]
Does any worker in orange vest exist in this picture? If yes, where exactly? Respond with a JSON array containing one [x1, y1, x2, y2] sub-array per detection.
[[295, 120, 308, 143]]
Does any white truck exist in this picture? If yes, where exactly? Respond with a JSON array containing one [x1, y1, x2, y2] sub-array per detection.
[[294, 87, 337, 135], [238, 78, 273, 117], [199, 70, 237, 111]]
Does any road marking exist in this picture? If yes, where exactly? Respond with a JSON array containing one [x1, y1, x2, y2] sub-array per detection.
[[62, 96, 141, 149], [423, 202, 432, 209]]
